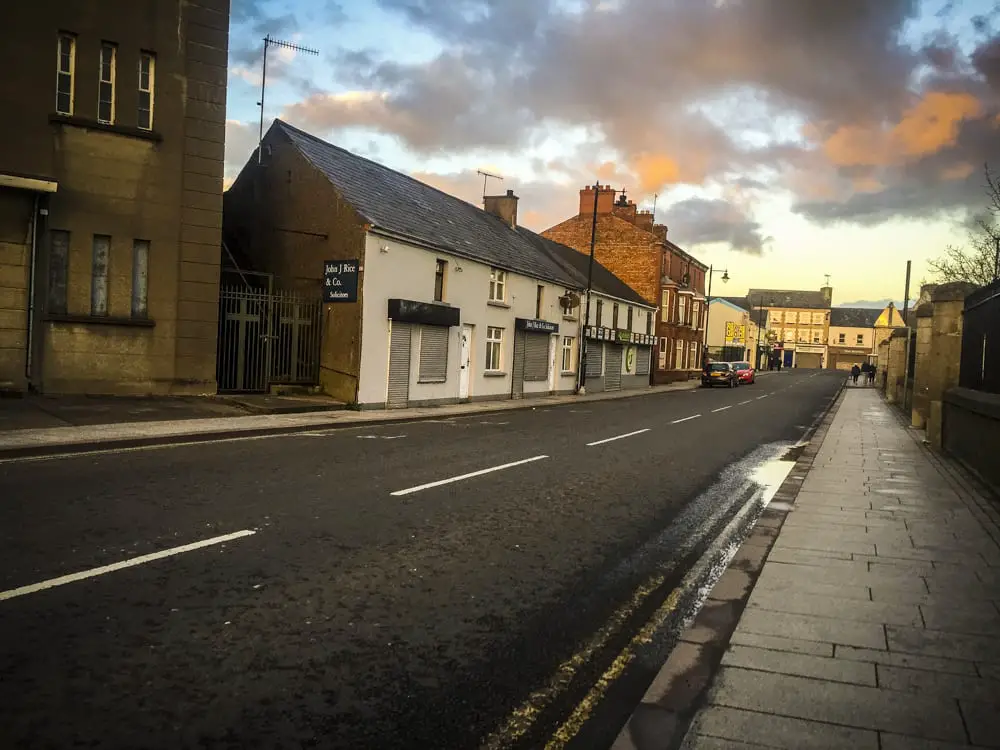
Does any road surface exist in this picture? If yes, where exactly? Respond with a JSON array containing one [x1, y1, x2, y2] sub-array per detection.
[[0, 369, 843, 749]]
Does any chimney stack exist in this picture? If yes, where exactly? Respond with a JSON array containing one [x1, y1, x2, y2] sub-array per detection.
[[635, 210, 654, 232], [652, 223, 668, 241], [579, 184, 617, 216], [484, 189, 519, 229], [612, 192, 638, 224], [820, 285, 833, 306]]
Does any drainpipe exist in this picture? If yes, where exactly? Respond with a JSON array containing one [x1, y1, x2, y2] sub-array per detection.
[[24, 194, 40, 383]]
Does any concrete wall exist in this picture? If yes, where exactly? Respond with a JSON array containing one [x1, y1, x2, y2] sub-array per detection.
[[223, 132, 367, 404], [3, 0, 228, 394], [358, 233, 580, 408]]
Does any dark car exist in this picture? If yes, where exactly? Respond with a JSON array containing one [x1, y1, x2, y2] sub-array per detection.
[[702, 362, 738, 388], [731, 361, 755, 384]]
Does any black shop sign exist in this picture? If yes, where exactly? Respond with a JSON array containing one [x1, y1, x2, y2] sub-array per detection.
[[323, 259, 359, 303]]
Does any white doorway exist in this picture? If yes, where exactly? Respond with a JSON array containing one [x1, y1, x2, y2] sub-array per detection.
[[459, 324, 473, 400]]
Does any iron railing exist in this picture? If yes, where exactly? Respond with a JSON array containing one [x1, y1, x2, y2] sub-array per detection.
[[959, 279, 1000, 394], [217, 285, 323, 393]]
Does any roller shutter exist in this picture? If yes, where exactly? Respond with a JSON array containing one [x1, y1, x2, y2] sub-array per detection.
[[387, 323, 412, 408], [585, 342, 603, 377], [523, 332, 549, 381], [635, 346, 651, 376], [418, 326, 448, 382], [512, 330, 526, 398], [605, 344, 623, 391]]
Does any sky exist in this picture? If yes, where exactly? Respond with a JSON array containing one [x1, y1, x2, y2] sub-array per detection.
[[223, 0, 1000, 306]]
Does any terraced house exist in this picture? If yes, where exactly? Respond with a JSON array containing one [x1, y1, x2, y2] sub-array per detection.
[[543, 187, 708, 383], [0, 0, 228, 395], [748, 286, 833, 369], [223, 121, 654, 409]]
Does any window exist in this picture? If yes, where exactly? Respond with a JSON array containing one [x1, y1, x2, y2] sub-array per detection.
[[489, 267, 506, 302], [771, 310, 783, 324], [626, 306, 633, 331], [783, 328, 795, 342], [561, 336, 574, 372], [98, 43, 116, 124], [612, 303, 619, 329], [91, 235, 110, 315], [48, 230, 70, 314], [131, 240, 149, 318], [838, 333, 846, 344], [692, 301, 701, 329], [674, 342, 683, 370], [595, 299, 603, 327], [813, 335, 820, 344], [56, 34, 75, 115], [659, 337, 667, 351], [690, 341, 699, 368], [536, 285, 544, 318], [485, 326, 503, 371], [138, 52, 155, 130], [434, 259, 446, 302], [560, 291, 573, 316], [678, 295, 688, 325], [856, 334, 864, 345], [646, 311, 652, 335], [661, 290, 671, 322], [812, 312, 824, 325]]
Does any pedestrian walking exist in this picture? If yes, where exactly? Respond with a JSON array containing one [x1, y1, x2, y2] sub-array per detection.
[[868, 365, 876, 385], [851, 364, 861, 385]]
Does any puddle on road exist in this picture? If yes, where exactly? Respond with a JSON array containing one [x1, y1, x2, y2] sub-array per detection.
[[751, 458, 797, 507]]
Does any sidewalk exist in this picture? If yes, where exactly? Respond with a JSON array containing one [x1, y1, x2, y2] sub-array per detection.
[[0, 376, 723, 457], [617, 388, 1000, 749]]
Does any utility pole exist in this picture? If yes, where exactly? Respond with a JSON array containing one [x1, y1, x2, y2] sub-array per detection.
[[578, 182, 602, 395], [994, 235, 999, 283], [257, 35, 319, 165]]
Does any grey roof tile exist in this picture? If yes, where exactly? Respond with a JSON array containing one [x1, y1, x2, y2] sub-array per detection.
[[748, 288, 830, 309], [830, 308, 883, 327]]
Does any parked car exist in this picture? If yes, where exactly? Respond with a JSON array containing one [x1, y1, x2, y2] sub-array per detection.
[[702, 362, 739, 388], [731, 361, 755, 384]]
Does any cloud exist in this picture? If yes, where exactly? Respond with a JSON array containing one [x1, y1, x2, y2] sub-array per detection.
[[660, 198, 770, 255], [224, 119, 260, 186]]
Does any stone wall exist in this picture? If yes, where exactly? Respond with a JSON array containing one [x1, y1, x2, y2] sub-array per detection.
[[885, 329, 908, 404]]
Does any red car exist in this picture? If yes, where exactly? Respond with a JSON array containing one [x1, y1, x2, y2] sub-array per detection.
[[731, 361, 755, 384]]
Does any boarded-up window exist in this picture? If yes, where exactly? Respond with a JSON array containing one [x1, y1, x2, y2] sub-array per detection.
[[586, 341, 603, 376], [131, 239, 149, 318], [523, 332, 549, 381], [91, 235, 110, 315], [48, 230, 69, 314], [418, 325, 448, 382]]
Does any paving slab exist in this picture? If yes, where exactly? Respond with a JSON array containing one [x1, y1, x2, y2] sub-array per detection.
[[746, 589, 922, 627], [959, 698, 1000, 747], [833, 644, 979, 676], [686, 705, 878, 750], [721, 645, 876, 686]]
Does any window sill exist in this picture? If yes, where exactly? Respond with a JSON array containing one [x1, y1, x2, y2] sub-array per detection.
[[560, 370, 576, 376], [487, 300, 511, 309], [483, 371, 507, 377], [417, 378, 447, 384], [45, 313, 156, 328], [49, 113, 163, 142], [562, 315, 577, 322]]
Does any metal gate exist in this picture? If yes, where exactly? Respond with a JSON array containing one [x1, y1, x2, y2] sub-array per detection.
[[387, 323, 412, 408], [217, 285, 322, 393], [605, 344, 623, 391]]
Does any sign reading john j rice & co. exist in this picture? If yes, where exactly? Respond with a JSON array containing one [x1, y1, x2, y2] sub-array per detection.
[[323, 259, 359, 303]]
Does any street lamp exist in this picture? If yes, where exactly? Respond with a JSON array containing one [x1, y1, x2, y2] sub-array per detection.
[[577, 182, 626, 395], [702, 265, 729, 366]]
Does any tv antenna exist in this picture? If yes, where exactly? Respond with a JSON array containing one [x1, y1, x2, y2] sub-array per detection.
[[258, 35, 319, 164], [477, 169, 504, 202], [824, 273, 832, 286]]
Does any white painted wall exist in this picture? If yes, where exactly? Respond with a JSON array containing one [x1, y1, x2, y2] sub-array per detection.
[[358, 233, 581, 406], [829, 326, 875, 349]]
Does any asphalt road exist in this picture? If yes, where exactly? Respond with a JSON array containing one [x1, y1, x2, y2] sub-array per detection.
[[0, 369, 843, 750]]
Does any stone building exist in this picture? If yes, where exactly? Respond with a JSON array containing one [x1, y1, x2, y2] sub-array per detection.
[[747, 287, 833, 369], [0, 0, 228, 394], [826, 303, 907, 371], [542, 187, 708, 382]]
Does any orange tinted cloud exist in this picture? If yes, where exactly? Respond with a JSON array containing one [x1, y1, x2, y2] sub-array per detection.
[[817, 92, 983, 168], [940, 162, 974, 181], [631, 153, 682, 192]]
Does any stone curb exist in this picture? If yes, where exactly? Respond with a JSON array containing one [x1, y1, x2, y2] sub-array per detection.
[[609, 377, 847, 750]]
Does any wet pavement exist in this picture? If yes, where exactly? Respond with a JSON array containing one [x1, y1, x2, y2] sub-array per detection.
[[675, 388, 1000, 750], [0, 371, 842, 750]]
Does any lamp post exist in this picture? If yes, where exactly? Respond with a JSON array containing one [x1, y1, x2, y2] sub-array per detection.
[[577, 182, 625, 394], [702, 265, 730, 366]]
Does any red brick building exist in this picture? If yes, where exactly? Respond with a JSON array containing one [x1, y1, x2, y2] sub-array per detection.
[[543, 186, 708, 383]]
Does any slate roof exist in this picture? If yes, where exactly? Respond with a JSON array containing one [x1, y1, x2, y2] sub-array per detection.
[[273, 120, 579, 288], [525, 232, 652, 307], [748, 288, 829, 309], [830, 307, 882, 328], [719, 296, 751, 311]]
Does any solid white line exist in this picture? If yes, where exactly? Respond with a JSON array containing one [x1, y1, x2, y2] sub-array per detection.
[[671, 414, 702, 424], [0, 529, 257, 602], [711, 406, 732, 413], [757, 394, 769, 400], [586, 428, 651, 447], [739, 400, 753, 406], [390, 455, 549, 496]]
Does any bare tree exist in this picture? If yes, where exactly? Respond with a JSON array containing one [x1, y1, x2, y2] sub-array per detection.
[[927, 163, 1000, 288]]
